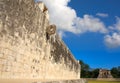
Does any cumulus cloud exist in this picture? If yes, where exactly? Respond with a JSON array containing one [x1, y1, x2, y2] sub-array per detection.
[[116, 17, 120, 31], [74, 15, 108, 34], [58, 31, 66, 38], [104, 33, 120, 48], [104, 17, 120, 48], [36, 0, 108, 37], [96, 13, 108, 17], [36, 0, 120, 48], [108, 17, 120, 32], [36, 0, 77, 34]]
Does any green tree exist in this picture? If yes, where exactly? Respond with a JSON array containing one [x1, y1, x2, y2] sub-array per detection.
[[91, 68, 99, 78], [79, 60, 90, 71], [79, 60, 99, 78], [111, 67, 120, 78], [79, 60, 90, 78]]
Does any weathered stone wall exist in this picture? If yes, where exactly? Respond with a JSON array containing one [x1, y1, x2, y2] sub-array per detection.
[[0, 0, 80, 80], [0, 79, 87, 83], [37, 79, 87, 83]]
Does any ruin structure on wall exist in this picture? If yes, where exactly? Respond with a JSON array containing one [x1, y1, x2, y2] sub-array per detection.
[[0, 0, 80, 80], [98, 69, 113, 78]]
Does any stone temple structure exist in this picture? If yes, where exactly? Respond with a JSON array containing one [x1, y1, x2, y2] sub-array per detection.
[[0, 0, 87, 83], [98, 69, 113, 78]]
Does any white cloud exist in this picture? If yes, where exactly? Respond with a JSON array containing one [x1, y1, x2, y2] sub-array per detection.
[[104, 33, 120, 48], [36, 0, 108, 37], [96, 13, 108, 17], [58, 31, 66, 38], [74, 15, 108, 34], [108, 17, 120, 32], [36, 0, 120, 48], [116, 17, 120, 31], [104, 17, 120, 48], [36, 0, 77, 34]]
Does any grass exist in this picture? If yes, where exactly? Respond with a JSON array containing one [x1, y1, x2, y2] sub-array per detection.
[[88, 80, 120, 83]]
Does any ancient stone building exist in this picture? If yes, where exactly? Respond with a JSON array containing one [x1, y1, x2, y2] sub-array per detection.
[[0, 0, 84, 82], [98, 69, 113, 78]]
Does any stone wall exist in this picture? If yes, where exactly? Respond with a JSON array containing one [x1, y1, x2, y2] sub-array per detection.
[[0, 0, 80, 80], [38, 79, 87, 83], [0, 79, 87, 83]]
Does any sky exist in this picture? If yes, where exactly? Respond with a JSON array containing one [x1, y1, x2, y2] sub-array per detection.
[[36, 0, 120, 69]]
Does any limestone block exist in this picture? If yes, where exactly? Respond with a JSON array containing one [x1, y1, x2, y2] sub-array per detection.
[[1, 59, 8, 67], [0, 52, 3, 58], [0, 64, 3, 71], [2, 72, 11, 78], [0, 20, 3, 32]]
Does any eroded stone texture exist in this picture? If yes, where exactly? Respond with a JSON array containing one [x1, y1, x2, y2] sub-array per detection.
[[0, 0, 80, 80]]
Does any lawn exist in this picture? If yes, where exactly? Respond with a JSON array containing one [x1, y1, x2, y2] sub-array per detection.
[[88, 80, 120, 83]]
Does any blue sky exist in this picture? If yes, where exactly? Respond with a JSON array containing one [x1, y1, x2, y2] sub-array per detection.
[[68, 0, 120, 26], [38, 0, 120, 69], [65, 0, 120, 69]]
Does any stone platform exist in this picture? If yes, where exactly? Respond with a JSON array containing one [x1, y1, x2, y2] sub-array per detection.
[[0, 79, 87, 83]]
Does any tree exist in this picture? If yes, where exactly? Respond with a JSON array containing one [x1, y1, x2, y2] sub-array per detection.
[[79, 60, 90, 71], [91, 68, 99, 78], [111, 67, 120, 78], [79, 60, 99, 78], [79, 60, 91, 78]]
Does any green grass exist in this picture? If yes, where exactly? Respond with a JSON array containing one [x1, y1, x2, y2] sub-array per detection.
[[88, 80, 120, 83]]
